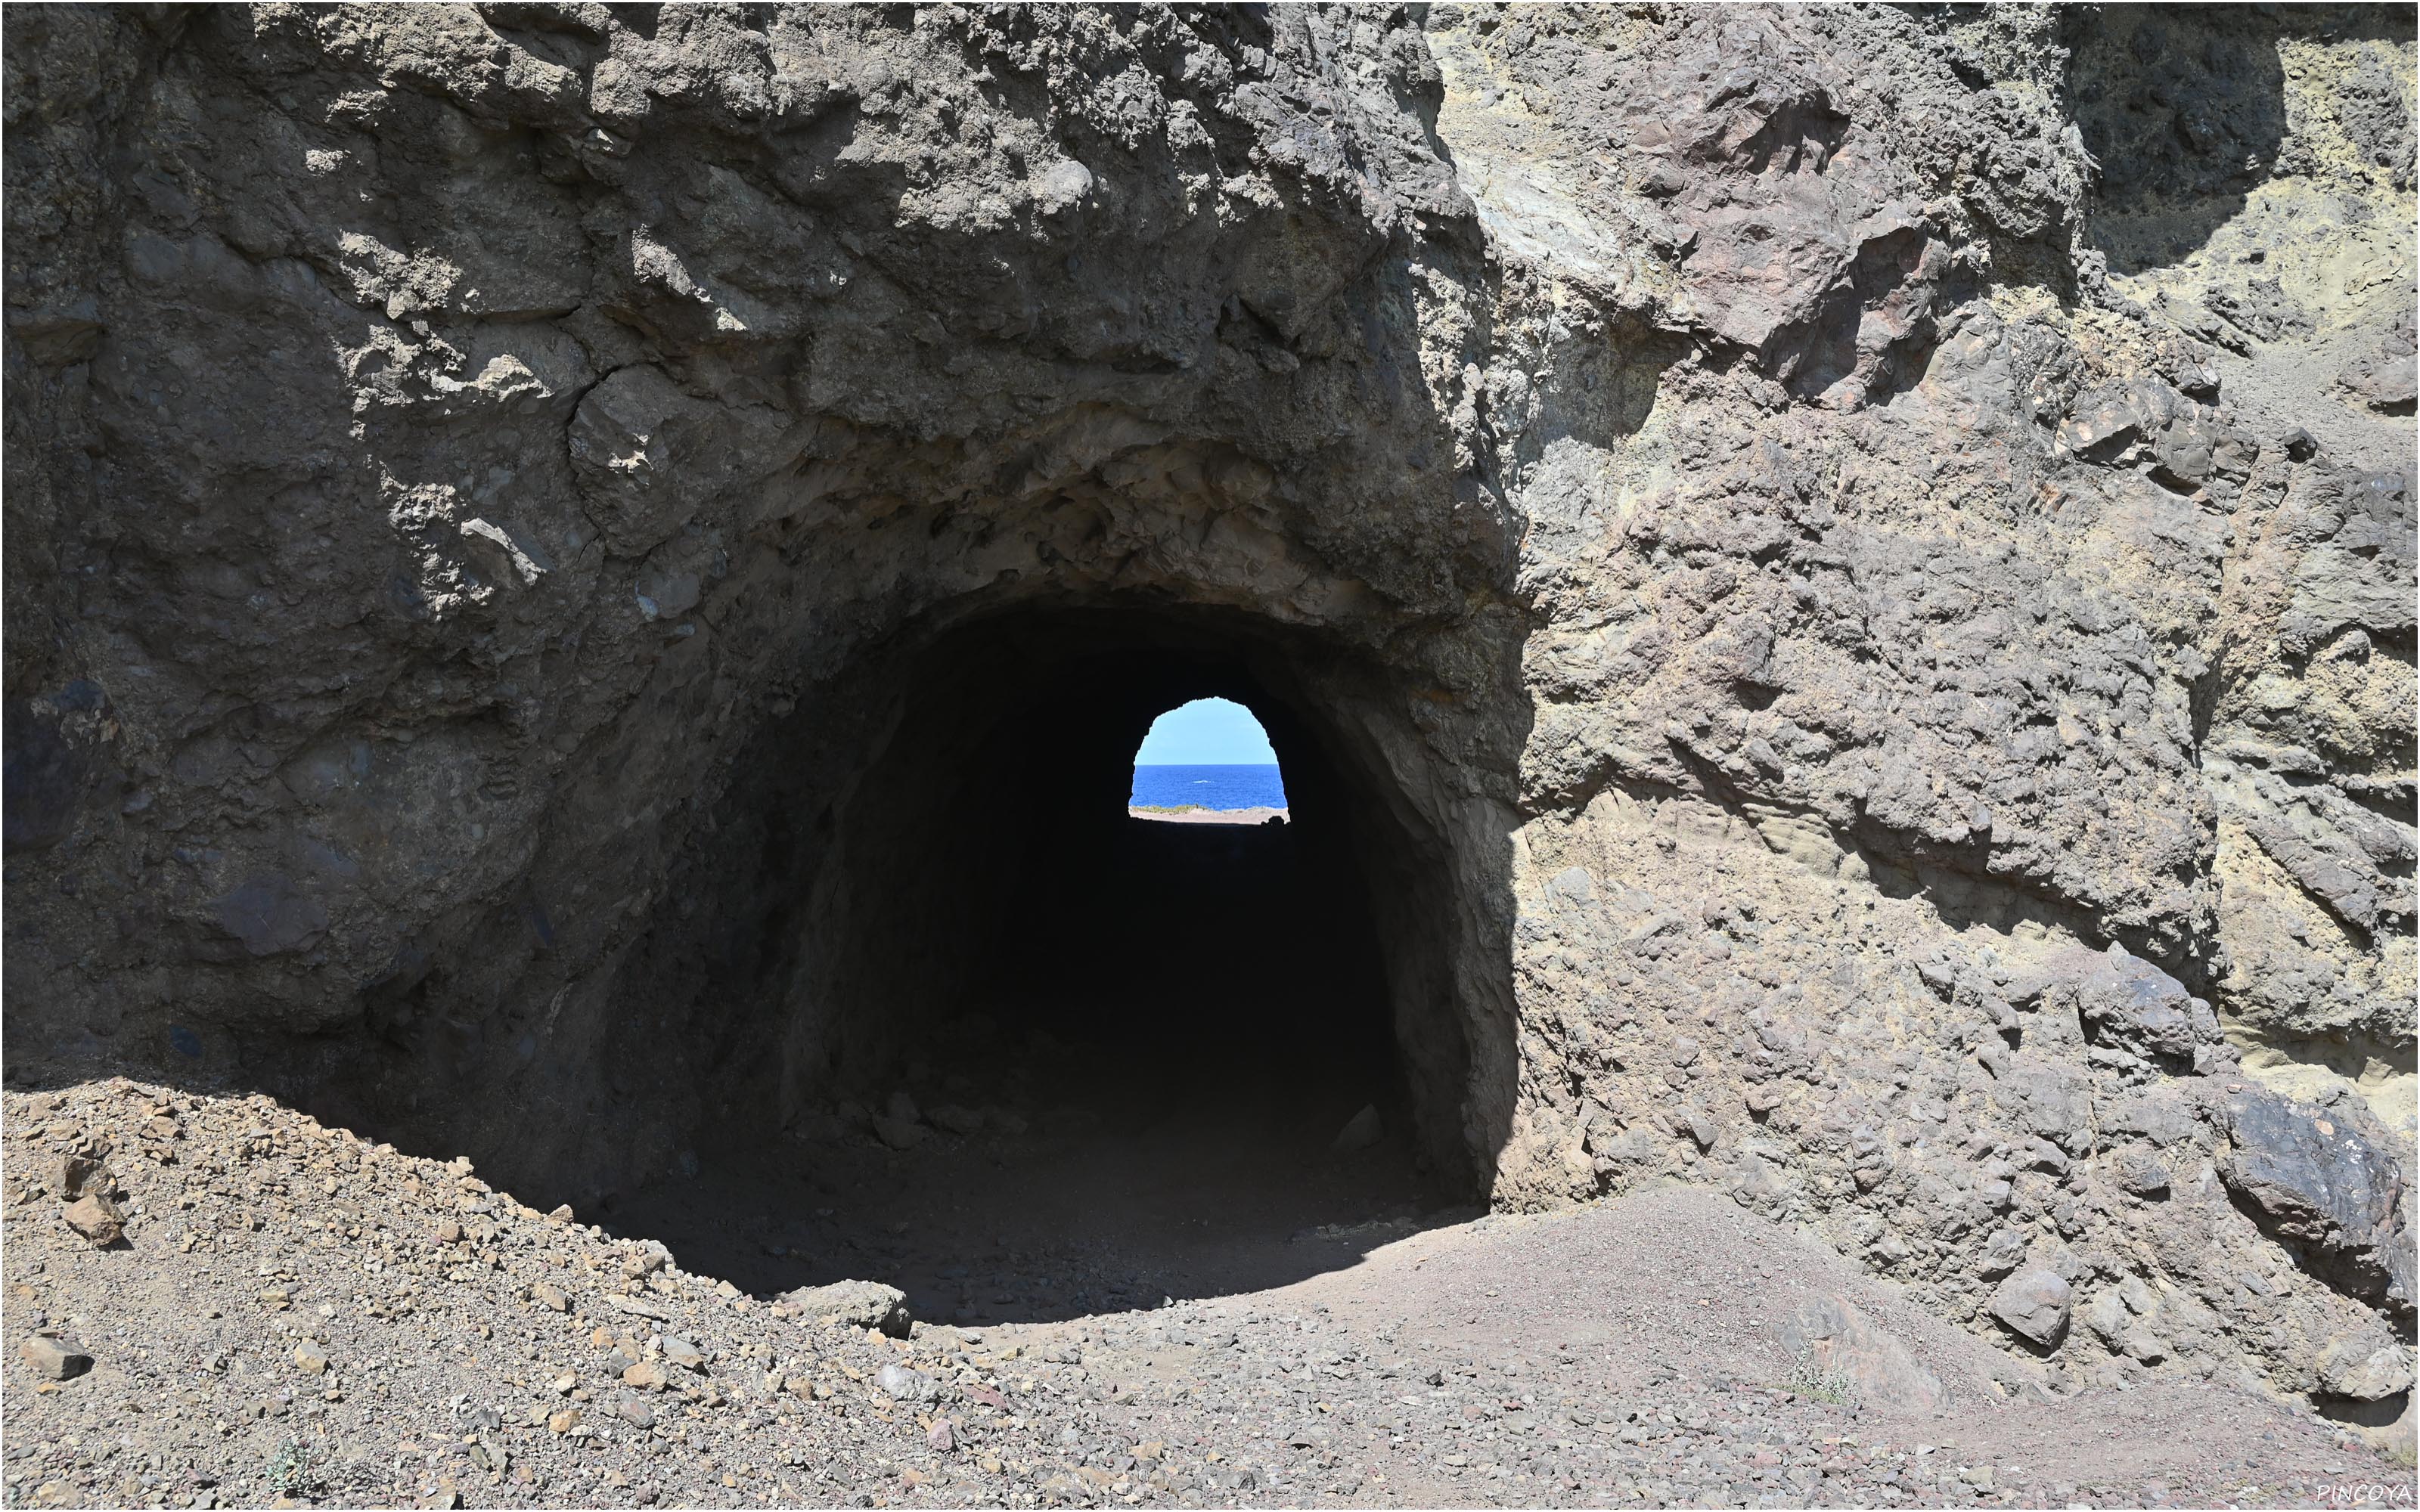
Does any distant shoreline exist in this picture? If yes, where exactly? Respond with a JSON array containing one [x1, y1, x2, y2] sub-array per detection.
[[1128, 761, 1288, 814], [1128, 804, 1289, 826]]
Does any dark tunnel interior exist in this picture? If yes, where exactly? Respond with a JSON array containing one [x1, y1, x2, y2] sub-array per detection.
[[912, 633, 1402, 1139], [612, 602, 1483, 1319]]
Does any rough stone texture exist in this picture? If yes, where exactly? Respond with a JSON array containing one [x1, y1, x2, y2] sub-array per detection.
[[1775, 1293, 1948, 1413], [784, 1279, 913, 1338], [2219, 1082, 2415, 1312], [18, 1334, 91, 1383], [2, 1, 2412, 1411], [1987, 1268, 2074, 1349]]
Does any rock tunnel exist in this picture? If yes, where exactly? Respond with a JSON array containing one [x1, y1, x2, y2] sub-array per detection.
[[794, 604, 1459, 1154], [574, 596, 1519, 1306], [6, 0, 2411, 1411]]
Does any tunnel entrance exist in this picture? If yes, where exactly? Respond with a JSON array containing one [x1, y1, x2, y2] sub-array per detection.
[[611, 600, 1486, 1321]]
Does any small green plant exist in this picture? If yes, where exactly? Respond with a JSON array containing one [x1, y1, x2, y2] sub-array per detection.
[[265, 1436, 318, 1498], [1786, 1346, 1860, 1408]]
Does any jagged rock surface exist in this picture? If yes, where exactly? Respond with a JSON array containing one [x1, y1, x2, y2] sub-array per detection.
[[3, 1, 2412, 1416]]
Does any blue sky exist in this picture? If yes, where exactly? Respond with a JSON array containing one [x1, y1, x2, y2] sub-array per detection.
[[1133, 697, 1277, 764]]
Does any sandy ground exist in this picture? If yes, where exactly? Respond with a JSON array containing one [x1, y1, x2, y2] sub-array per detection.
[[1125, 807, 1289, 825], [5, 1075, 2412, 1510]]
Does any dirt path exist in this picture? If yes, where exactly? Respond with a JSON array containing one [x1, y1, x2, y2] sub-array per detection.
[[5, 1077, 2409, 1509]]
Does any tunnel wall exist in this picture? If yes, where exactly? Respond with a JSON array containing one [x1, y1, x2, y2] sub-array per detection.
[[3, 5, 2412, 1405]]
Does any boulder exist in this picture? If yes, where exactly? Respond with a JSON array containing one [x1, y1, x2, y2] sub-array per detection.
[[1987, 1269, 2071, 1349], [872, 1117, 927, 1152], [2216, 1085, 2412, 1309], [784, 1279, 911, 1337], [622, 1360, 669, 1392], [62, 1194, 123, 1247], [2080, 1290, 2130, 1350], [929, 1105, 985, 1137], [43, 1154, 98, 1201], [1977, 1226, 2031, 1278], [2319, 1335, 2417, 1402], [2108, 1148, 2170, 1198]]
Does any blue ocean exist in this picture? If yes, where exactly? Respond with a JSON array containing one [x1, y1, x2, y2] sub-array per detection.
[[1130, 764, 1289, 810]]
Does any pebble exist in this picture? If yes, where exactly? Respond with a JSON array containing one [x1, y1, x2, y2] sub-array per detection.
[[622, 1359, 669, 1392]]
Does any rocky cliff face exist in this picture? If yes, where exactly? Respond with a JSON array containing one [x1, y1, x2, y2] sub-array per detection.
[[5, 4, 2412, 1411]]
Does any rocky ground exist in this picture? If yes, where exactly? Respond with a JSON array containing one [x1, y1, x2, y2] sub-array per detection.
[[7, 1077, 2412, 1510], [1125, 807, 1290, 826]]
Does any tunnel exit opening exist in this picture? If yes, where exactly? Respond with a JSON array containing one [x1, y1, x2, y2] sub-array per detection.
[[1128, 696, 1292, 819]]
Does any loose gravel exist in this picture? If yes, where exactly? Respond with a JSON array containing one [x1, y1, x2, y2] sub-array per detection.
[[5, 1078, 2410, 1509]]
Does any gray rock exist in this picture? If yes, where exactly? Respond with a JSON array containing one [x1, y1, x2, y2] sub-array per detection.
[[929, 1105, 985, 1137], [2025, 947, 2215, 1068], [2104, 1087, 2201, 1150], [2318, 1335, 2417, 1402], [1987, 1269, 2071, 1349], [872, 1117, 927, 1152], [1329, 1105, 1382, 1155], [2080, 1290, 2130, 1350], [2108, 1148, 2170, 1198], [2121, 1331, 2170, 1365], [20, 1336, 91, 1381], [784, 1281, 911, 1338], [209, 872, 330, 959], [2217, 1086, 2412, 1307], [876, 1363, 937, 1402], [1977, 1227, 2031, 1278]]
